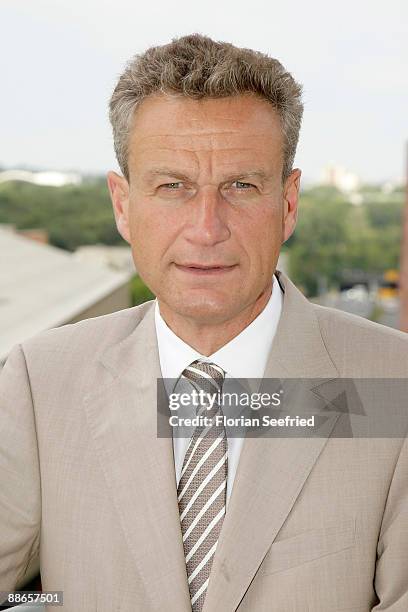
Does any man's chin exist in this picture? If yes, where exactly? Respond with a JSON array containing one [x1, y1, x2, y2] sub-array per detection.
[[168, 298, 237, 325]]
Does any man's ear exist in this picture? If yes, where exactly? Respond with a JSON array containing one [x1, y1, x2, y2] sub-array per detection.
[[107, 171, 131, 244], [282, 168, 301, 243]]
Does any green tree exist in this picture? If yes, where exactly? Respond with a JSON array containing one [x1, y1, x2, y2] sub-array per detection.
[[0, 179, 126, 251], [130, 274, 155, 306], [287, 197, 350, 296]]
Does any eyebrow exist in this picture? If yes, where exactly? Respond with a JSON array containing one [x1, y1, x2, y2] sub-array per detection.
[[143, 168, 193, 182], [143, 167, 269, 183]]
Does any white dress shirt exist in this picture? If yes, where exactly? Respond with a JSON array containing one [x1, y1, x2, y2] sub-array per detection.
[[154, 273, 283, 505]]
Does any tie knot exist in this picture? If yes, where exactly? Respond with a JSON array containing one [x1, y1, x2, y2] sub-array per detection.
[[182, 359, 225, 394]]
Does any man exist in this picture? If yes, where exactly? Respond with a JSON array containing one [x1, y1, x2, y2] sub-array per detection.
[[1, 33, 407, 612]]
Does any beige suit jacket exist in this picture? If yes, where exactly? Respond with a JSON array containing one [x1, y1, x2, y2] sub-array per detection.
[[1, 269, 408, 611]]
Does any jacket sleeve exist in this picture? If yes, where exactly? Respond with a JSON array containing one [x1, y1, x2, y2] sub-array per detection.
[[372, 435, 408, 610], [0, 343, 41, 600]]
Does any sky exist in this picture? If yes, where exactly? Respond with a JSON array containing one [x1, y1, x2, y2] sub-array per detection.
[[1, 0, 407, 184]]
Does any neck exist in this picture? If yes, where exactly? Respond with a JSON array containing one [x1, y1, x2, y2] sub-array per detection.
[[158, 284, 273, 356]]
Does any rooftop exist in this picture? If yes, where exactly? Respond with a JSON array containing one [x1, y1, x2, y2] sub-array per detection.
[[0, 226, 133, 362]]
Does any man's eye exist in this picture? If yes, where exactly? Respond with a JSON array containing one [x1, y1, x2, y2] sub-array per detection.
[[161, 182, 183, 189], [231, 181, 254, 189]]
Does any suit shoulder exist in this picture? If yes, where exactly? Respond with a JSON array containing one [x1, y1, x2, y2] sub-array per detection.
[[20, 300, 155, 358], [312, 303, 408, 376]]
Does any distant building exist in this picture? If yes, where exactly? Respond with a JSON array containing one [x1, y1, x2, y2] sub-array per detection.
[[0, 225, 133, 367], [0, 169, 82, 187], [320, 164, 361, 194], [16, 227, 50, 244], [0, 224, 50, 245]]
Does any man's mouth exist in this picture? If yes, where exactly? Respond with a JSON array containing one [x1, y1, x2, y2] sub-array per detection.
[[174, 263, 238, 275]]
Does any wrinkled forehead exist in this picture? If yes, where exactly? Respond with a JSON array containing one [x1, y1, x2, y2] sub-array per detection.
[[127, 93, 284, 173]]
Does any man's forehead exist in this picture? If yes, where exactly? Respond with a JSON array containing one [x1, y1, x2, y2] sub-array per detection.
[[128, 94, 284, 175], [129, 124, 283, 167], [130, 93, 282, 138], [129, 144, 279, 179], [131, 132, 280, 153]]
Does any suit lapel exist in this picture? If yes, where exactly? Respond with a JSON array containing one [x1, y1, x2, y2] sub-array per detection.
[[202, 270, 341, 612], [83, 303, 192, 612]]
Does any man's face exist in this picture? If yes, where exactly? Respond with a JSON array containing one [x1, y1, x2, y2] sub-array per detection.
[[108, 93, 300, 325]]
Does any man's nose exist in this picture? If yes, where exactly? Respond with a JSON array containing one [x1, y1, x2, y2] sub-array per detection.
[[183, 187, 230, 246]]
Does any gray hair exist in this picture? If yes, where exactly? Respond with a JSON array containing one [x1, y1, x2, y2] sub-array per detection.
[[109, 33, 303, 183]]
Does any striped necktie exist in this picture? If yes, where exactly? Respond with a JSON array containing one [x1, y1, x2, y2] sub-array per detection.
[[177, 359, 228, 612]]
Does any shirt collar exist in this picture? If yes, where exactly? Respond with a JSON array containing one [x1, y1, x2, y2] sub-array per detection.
[[154, 273, 282, 384]]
